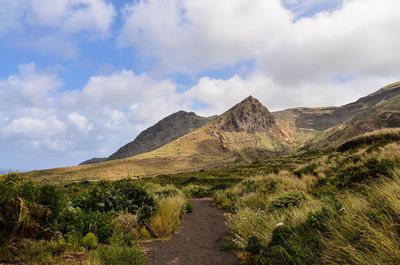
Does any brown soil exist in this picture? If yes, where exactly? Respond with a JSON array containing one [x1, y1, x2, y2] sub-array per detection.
[[143, 198, 240, 265]]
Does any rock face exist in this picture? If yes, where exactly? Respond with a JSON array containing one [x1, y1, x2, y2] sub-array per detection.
[[218, 96, 283, 135], [108, 111, 215, 160], [295, 82, 400, 131]]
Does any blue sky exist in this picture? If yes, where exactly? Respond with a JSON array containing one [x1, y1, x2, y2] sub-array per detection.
[[0, 0, 399, 170]]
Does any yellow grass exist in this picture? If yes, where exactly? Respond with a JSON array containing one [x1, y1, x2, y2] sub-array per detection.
[[146, 196, 186, 238]]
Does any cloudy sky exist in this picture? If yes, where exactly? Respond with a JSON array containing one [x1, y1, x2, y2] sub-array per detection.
[[1, 0, 399, 170]]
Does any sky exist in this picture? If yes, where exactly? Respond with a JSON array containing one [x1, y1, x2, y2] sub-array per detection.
[[0, 0, 400, 170]]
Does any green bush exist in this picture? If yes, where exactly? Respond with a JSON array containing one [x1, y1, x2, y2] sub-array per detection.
[[185, 201, 194, 213], [58, 209, 114, 243], [74, 179, 156, 223], [183, 185, 211, 197], [258, 222, 324, 265], [0, 173, 64, 240], [337, 129, 400, 152], [334, 158, 396, 188], [294, 163, 317, 177], [269, 191, 307, 212], [37, 184, 65, 224], [96, 245, 147, 265], [82, 232, 98, 250]]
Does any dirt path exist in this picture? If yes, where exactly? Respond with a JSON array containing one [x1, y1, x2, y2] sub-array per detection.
[[144, 198, 240, 265]]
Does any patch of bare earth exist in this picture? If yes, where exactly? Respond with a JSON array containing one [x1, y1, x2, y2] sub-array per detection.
[[143, 198, 239, 265]]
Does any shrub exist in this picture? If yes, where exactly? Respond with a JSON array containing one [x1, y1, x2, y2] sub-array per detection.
[[228, 199, 326, 264], [113, 213, 138, 234], [58, 209, 114, 243], [182, 184, 211, 197], [74, 180, 156, 224], [334, 158, 396, 188], [213, 190, 237, 210], [0, 173, 64, 240], [337, 129, 400, 152], [147, 196, 185, 238], [110, 230, 135, 247], [37, 184, 65, 224], [0, 239, 78, 264], [138, 226, 151, 240], [294, 163, 317, 177], [184, 201, 194, 213], [82, 232, 98, 250], [96, 245, 147, 265], [269, 191, 307, 212]]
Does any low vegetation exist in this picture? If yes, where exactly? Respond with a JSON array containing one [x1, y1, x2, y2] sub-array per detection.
[[213, 137, 400, 265], [0, 176, 188, 264], [1, 130, 399, 264]]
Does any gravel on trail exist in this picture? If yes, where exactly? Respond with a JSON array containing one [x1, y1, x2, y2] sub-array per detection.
[[143, 198, 240, 265]]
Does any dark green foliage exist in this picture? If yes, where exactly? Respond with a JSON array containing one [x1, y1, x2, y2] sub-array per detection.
[[246, 236, 263, 254], [74, 179, 156, 223], [260, 224, 324, 265], [269, 191, 307, 212], [185, 201, 194, 213], [334, 158, 396, 188], [57, 209, 114, 243], [186, 186, 212, 197], [306, 207, 337, 231], [294, 163, 317, 177], [110, 229, 135, 247], [37, 185, 65, 224], [96, 245, 147, 265], [0, 173, 64, 240], [337, 131, 400, 152]]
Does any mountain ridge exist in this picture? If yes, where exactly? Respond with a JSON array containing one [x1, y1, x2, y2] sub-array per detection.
[[80, 111, 216, 165], [24, 82, 400, 182]]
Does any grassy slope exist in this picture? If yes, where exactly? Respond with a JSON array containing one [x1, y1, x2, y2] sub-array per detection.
[[24, 125, 237, 183], [212, 133, 400, 265], [24, 111, 294, 182], [22, 83, 400, 183]]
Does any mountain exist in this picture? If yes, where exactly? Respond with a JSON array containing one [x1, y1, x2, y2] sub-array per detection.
[[309, 85, 400, 148], [79, 157, 108, 165], [22, 83, 400, 182], [26, 96, 291, 182], [79, 111, 215, 165], [293, 81, 400, 131], [273, 81, 400, 147], [108, 111, 215, 160], [207, 96, 291, 159]]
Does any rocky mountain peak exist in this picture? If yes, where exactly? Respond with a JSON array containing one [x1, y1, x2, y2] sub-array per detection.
[[107, 110, 215, 160], [218, 95, 282, 133]]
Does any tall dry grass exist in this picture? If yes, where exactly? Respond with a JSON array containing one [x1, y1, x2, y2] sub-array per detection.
[[146, 196, 186, 238], [322, 170, 400, 265]]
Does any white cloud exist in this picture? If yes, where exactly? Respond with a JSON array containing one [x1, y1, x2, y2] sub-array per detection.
[[119, 0, 291, 73], [2, 116, 66, 139], [68, 112, 93, 134], [0, 63, 62, 110], [263, 0, 400, 83], [119, 0, 400, 84], [3, 0, 116, 36], [183, 72, 398, 115], [62, 70, 185, 122], [0, 0, 116, 57]]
